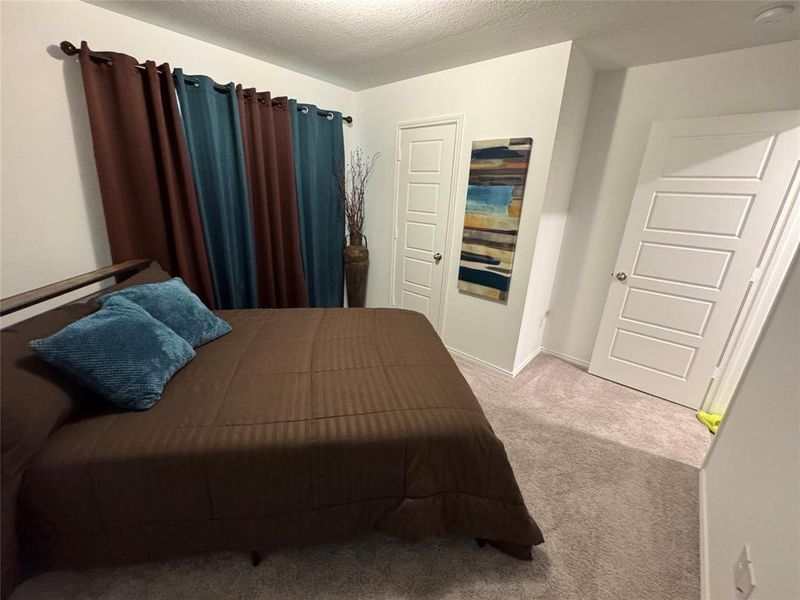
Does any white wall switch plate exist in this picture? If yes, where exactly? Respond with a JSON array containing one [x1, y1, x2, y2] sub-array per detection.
[[733, 543, 756, 600]]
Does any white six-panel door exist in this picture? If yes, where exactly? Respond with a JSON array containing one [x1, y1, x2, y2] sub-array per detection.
[[590, 111, 800, 408], [393, 121, 459, 329]]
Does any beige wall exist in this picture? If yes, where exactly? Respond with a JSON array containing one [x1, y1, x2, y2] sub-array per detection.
[[0, 0, 356, 325], [543, 40, 800, 365], [1, 0, 590, 374], [3, 1, 797, 381], [701, 252, 799, 600], [357, 42, 586, 373], [514, 46, 593, 373]]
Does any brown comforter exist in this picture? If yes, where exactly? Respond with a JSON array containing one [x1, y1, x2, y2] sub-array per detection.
[[19, 308, 543, 571]]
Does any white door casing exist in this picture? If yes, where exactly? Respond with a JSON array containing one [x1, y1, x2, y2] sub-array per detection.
[[589, 111, 800, 408], [392, 118, 461, 330]]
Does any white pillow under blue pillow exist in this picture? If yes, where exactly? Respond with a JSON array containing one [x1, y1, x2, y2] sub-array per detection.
[[99, 278, 230, 347], [29, 296, 196, 411]]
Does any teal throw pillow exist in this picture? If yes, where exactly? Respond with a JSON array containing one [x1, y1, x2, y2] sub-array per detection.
[[29, 296, 195, 411], [99, 278, 230, 347]]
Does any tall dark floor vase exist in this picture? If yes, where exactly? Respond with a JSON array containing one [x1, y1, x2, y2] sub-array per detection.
[[344, 233, 369, 308]]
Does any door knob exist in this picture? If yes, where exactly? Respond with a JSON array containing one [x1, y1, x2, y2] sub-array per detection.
[[615, 272, 628, 282], [433, 252, 442, 264]]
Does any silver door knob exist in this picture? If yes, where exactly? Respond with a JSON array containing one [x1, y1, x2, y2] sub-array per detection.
[[615, 272, 628, 281], [433, 252, 442, 263]]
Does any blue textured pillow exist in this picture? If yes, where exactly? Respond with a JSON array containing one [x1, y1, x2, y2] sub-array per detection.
[[29, 296, 195, 411], [99, 278, 230, 347]]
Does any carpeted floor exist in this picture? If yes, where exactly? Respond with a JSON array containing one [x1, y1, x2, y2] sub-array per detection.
[[12, 354, 711, 600]]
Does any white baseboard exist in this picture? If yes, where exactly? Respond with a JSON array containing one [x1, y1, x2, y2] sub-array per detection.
[[539, 348, 590, 369], [512, 347, 543, 376], [448, 345, 590, 377], [699, 469, 710, 600], [446, 346, 513, 376]]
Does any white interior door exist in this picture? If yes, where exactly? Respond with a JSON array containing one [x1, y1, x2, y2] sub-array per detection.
[[393, 121, 458, 329], [590, 110, 800, 408]]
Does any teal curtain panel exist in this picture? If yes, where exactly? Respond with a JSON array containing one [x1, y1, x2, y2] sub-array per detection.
[[290, 101, 346, 308], [174, 70, 258, 309]]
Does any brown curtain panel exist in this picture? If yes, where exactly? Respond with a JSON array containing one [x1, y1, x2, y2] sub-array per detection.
[[78, 42, 215, 306], [237, 87, 308, 307]]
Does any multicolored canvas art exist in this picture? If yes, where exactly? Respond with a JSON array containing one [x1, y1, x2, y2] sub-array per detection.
[[457, 138, 532, 301]]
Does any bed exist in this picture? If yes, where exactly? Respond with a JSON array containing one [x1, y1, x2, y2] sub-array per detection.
[[1, 261, 543, 596]]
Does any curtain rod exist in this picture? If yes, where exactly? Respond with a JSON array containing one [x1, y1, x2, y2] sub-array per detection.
[[59, 41, 353, 124]]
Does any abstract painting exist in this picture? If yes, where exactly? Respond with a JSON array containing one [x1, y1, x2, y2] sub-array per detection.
[[457, 137, 532, 301]]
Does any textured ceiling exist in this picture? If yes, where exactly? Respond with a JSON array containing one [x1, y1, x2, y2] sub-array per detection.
[[88, 0, 800, 90]]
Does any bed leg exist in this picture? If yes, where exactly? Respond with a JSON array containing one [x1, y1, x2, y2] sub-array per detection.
[[250, 550, 261, 566]]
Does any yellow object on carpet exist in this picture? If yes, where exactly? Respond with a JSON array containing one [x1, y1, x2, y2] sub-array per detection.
[[697, 411, 723, 434]]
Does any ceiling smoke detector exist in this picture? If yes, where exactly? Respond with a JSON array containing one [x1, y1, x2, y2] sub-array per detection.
[[754, 3, 795, 24]]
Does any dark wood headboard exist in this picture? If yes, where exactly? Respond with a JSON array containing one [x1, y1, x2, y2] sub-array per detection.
[[0, 259, 150, 317]]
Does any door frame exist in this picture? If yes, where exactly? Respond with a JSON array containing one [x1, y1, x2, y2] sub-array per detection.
[[390, 114, 465, 332], [702, 156, 800, 415]]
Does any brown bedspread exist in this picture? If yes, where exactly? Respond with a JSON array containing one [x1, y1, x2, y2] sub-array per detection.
[[19, 308, 543, 570]]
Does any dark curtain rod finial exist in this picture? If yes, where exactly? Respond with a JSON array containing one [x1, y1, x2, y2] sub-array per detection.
[[60, 40, 79, 56], [59, 40, 353, 124]]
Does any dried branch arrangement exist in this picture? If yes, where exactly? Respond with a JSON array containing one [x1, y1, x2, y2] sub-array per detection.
[[337, 148, 380, 245]]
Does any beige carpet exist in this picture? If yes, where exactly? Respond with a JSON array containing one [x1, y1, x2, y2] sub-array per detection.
[[12, 354, 711, 600]]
